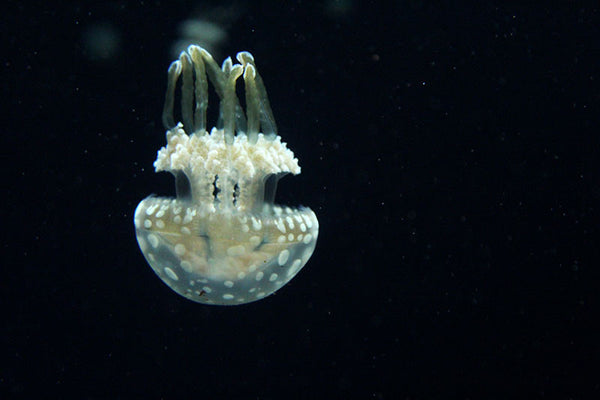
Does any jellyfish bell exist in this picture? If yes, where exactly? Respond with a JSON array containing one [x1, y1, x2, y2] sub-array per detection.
[[134, 46, 318, 305]]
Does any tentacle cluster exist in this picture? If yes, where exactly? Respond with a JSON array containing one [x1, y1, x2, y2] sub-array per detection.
[[153, 45, 300, 213], [162, 45, 277, 144]]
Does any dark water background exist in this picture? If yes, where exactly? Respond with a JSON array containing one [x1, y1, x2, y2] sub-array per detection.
[[3, 1, 599, 397]]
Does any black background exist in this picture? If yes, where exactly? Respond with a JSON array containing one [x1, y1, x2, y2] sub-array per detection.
[[3, 1, 599, 398]]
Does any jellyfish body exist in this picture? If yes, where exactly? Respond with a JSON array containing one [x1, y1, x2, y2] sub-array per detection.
[[134, 46, 318, 305]]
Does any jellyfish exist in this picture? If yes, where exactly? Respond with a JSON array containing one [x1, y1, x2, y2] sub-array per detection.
[[134, 46, 319, 305]]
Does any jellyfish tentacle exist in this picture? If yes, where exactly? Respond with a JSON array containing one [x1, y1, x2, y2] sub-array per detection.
[[243, 64, 260, 144], [180, 52, 195, 134], [188, 46, 208, 135], [223, 64, 243, 144], [197, 47, 246, 135], [162, 60, 182, 130], [237, 51, 277, 136]]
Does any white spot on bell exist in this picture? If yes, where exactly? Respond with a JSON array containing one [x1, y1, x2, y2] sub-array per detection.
[[164, 267, 179, 281], [180, 260, 192, 272], [147, 234, 159, 248], [275, 218, 286, 233], [278, 249, 290, 265], [286, 216, 294, 229], [249, 236, 261, 247], [303, 233, 313, 244], [146, 204, 158, 215], [174, 243, 186, 256], [227, 245, 246, 257]]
